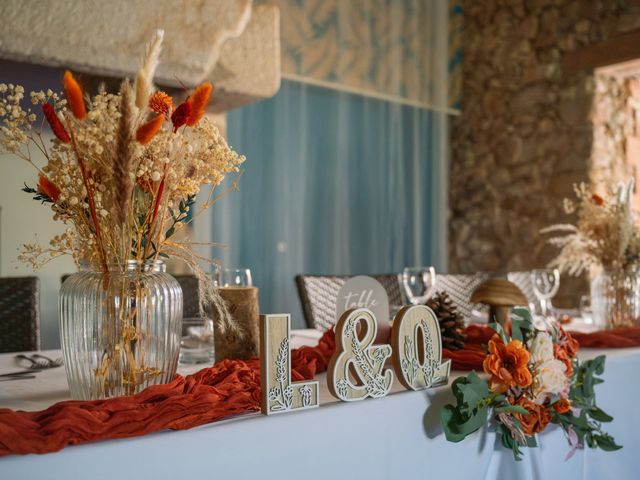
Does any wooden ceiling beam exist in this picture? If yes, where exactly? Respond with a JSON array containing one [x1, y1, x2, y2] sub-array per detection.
[[564, 29, 640, 74]]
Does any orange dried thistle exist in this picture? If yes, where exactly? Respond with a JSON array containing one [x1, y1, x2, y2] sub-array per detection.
[[148, 91, 173, 118], [136, 115, 165, 144], [38, 174, 61, 203], [186, 82, 213, 126], [63, 70, 86, 120]]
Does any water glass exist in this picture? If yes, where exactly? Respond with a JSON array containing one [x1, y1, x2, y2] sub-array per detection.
[[531, 268, 560, 317], [402, 266, 436, 305], [221, 268, 253, 287], [179, 317, 215, 364]]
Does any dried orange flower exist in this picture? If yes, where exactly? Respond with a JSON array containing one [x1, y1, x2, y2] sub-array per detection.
[[38, 174, 61, 203], [591, 193, 604, 206], [63, 70, 86, 120], [136, 115, 164, 144], [186, 82, 213, 126], [553, 398, 572, 414], [148, 91, 173, 117], [42, 103, 69, 143], [483, 334, 532, 393], [171, 100, 192, 131]]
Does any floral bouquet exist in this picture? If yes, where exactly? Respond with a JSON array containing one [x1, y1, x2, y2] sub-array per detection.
[[440, 309, 620, 460], [0, 30, 244, 323]]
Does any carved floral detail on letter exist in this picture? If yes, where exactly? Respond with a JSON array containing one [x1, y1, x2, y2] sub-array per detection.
[[391, 305, 451, 390], [328, 308, 394, 401], [260, 314, 319, 414]]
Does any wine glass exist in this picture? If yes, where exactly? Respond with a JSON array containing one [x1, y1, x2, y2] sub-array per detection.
[[531, 269, 560, 317], [221, 268, 253, 287], [579, 295, 593, 325], [402, 266, 436, 305]]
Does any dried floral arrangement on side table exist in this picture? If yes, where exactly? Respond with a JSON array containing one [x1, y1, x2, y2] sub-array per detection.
[[543, 179, 640, 328]]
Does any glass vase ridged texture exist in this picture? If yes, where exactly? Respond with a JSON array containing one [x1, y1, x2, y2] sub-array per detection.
[[591, 268, 640, 329], [59, 260, 182, 400]]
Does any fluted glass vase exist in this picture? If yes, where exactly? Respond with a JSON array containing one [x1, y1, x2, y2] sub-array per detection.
[[591, 268, 640, 329], [59, 260, 182, 400]]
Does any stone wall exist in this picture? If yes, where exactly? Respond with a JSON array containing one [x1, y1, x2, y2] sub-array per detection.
[[591, 72, 640, 210], [450, 0, 640, 304]]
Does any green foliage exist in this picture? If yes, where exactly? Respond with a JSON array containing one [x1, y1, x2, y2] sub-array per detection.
[[552, 355, 621, 453], [441, 373, 490, 442], [440, 371, 529, 455], [441, 309, 620, 461], [511, 308, 534, 342], [165, 194, 196, 241]]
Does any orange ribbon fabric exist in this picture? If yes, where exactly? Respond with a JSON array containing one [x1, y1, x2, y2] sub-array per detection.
[[441, 324, 640, 372], [0, 331, 336, 457]]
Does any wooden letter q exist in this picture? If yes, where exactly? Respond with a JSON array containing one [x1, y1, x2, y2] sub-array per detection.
[[391, 305, 451, 390]]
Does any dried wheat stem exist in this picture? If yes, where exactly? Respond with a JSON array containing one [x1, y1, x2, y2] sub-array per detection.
[[114, 80, 135, 226]]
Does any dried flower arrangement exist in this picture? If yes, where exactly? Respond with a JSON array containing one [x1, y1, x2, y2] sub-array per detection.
[[0, 30, 244, 325], [541, 179, 640, 276], [441, 310, 620, 460]]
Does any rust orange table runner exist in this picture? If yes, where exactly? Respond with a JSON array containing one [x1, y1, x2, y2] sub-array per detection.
[[1, 325, 639, 457]]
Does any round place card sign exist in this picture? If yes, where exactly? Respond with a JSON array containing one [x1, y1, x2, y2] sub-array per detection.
[[335, 276, 390, 344]]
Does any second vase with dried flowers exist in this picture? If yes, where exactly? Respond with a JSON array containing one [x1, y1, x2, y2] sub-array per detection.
[[543, 180, 640, 329], [0, 30, 245, 399]]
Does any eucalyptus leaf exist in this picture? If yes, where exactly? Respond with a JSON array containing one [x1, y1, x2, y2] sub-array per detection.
[[495, 405, 529, 415], [589, 406, 613, 423], [440, 406, 468, 443], [489, 322, 510, 344]]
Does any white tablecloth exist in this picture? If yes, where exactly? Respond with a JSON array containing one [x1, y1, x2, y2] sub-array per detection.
[[0, 332, 638, 480]]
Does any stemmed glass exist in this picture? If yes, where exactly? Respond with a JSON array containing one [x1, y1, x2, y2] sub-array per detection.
[[221, 268, 253, 287], [402, 266, 436, 305], [579, 294, 593, 325], [531, 268, 560, 317]]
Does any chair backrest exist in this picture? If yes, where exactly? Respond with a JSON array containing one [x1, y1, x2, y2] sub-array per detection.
[[506, 271, 539, 311], [433, 273, 491, 321], [295, 274, 404, 331], [0, 277, 40, 353], [173, 274, 200, 318]]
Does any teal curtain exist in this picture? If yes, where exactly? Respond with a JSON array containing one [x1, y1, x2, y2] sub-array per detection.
[[211, 80, 447, 328]]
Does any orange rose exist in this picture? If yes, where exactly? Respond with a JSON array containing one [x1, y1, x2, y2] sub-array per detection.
[[483, 335, 532, 393], [512, 396, 552, 435], [553, 398, 572, 414], [554, 344, 574, 377]]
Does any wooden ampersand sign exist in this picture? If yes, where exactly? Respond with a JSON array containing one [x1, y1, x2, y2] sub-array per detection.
[[328, 308, 394, 401], [390, 305, 451, 390], [260, 314, 319, 415]]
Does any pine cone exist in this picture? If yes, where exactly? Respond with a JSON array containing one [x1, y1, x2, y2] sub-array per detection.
[[425, 291, 467, 350]]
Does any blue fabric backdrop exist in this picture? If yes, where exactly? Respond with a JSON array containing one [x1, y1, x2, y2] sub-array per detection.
[[211, 80, 447, 328]]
